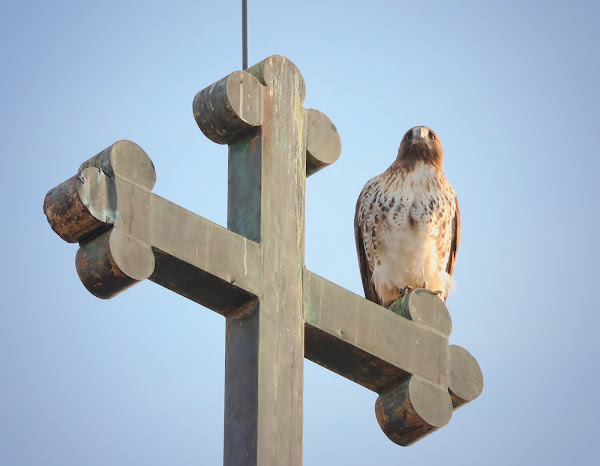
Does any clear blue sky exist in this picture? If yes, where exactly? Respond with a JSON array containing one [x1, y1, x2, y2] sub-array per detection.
[[1, 0, 599, 464]]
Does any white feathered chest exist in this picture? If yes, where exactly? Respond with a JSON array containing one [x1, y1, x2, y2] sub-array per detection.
[[356, 161, 458, 306]]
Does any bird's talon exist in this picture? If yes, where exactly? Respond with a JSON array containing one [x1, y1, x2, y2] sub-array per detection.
[[433, 290, 443, 296], [400, 286, 413, 296]]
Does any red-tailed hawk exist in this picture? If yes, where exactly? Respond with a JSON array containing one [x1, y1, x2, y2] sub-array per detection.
[[354, 126, 460, 307]]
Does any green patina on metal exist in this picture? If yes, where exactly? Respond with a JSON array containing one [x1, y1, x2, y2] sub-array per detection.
[[43, 55, 482, 466]]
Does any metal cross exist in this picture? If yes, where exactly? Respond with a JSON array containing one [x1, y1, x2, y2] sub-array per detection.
[[44, 55, 482, 465]]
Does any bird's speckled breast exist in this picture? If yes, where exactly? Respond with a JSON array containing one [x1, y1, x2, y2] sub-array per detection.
[[357, 162, 457, 305]]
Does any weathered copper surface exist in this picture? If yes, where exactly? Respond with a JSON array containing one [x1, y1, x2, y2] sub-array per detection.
[[305, 275, 482, 445], [43, 55, 482, 464], [305, 273, 448, 391], [44, 140, 260, 310], [198, 55, 311, 465], [44, 171, 113, 244]]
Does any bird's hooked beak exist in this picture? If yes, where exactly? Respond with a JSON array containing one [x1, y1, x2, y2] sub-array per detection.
[[415, 127, 427, 139]]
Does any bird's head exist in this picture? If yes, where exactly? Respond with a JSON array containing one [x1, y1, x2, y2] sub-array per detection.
[[396, 126, 444, 171]]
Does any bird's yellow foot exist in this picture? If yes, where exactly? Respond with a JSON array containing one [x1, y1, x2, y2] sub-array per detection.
[[421, 282, 443, 297], [399, 285, 413, 296]]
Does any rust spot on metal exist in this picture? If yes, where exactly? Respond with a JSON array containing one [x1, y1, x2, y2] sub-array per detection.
[[375, 377, 447, 446], [249, 134, 259, 154], [43, 174, 110, 243]]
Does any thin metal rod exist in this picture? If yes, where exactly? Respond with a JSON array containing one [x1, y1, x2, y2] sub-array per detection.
[[242, 0, 248, 69]]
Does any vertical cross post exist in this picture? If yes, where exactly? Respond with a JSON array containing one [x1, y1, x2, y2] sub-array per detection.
[[226, 58, 306, 466], [193, 56, 334, 465]]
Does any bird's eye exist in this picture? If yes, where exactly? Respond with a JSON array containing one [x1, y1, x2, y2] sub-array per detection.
[[428, 131, 436, 140], [404, 132, 412, 141]]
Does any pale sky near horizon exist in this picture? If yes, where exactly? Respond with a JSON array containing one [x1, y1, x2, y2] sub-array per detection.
[[1, 1, 599, 465]]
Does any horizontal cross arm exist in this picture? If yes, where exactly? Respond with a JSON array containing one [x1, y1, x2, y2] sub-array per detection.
[[303, 270, 449, 393], [303, 270, 483, 446], [44, 141, 261, 315], [145, 192, 261, 314]]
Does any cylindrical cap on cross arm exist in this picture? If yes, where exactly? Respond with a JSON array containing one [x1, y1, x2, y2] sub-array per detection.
[[193, 71, 265, 145], [375, 375, 453, 446], [390, 289, 452, 337], [44, 168, 114, 244], [448, 345, 484, 409], [78, 140, 156, 191], [44, 141, 156, 244], [306, 109, 341, 177], [76, 229, 154, 299]]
